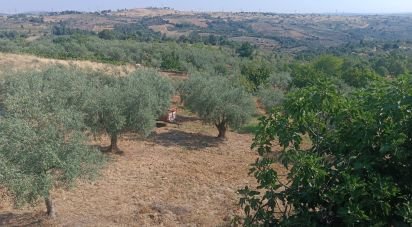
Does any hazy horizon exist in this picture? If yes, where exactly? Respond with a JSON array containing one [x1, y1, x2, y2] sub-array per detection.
[[1, 0, 412, 14]]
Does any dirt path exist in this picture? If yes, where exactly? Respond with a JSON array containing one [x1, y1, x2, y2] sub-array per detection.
[[0, 114, 270, 226]]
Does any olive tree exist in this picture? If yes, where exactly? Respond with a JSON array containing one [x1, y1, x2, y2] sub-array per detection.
[[84, 69, 173, 153], [241, 59, 273, 92], [257, 87, 285, 112], [266, 72, 292, 90], [257, 72, 292, 112], [0, 68, 105, 217], [180, 75, 255, 138]]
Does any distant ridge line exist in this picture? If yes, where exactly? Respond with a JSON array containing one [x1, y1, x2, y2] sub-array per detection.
[[2, 7, 412, 16]]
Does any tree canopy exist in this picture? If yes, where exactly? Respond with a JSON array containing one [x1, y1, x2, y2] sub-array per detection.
[[180, 75, 255, 138], [257, 72, 292, 112], [84, 69, 174, 153], [241, 59, 274, 92], [237, 42, 255, 58], [0, 68, 105, 217], [238, 75, 412, 226]]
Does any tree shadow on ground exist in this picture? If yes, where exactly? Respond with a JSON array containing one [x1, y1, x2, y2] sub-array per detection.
[[0, 212, 44, 226], [153, 129, 221, 150], [175, 115, 201, 124]]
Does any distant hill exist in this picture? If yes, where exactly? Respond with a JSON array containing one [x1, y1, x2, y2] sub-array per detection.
[[2, 8, 412, 53]]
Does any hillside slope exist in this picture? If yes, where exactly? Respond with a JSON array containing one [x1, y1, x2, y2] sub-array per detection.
[[2, 8, 412, 53]]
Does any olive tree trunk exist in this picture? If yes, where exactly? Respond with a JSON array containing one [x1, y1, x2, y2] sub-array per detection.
[[109, 133, 123, 154], [216, 122, 227, 139], [45, 196, 56, 218]]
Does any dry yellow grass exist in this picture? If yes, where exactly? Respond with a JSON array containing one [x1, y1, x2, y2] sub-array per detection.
[[0, 53, 137, 77], [149, 24, 192, 38], [0, 53, 188, 80]]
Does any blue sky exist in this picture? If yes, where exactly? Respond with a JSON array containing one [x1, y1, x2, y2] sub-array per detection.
[[0, 0, 411, 14]]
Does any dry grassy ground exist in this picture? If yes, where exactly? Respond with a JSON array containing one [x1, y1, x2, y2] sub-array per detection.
[[0, 111, 284, 226], [0, 53, 186, 79], [0, 53, 137, 77]]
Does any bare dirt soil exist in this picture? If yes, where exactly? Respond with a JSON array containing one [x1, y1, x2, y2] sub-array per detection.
[[0, 110, 285, 227]]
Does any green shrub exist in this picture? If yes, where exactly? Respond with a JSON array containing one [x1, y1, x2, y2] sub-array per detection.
[[238, 76, 412, 226]]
